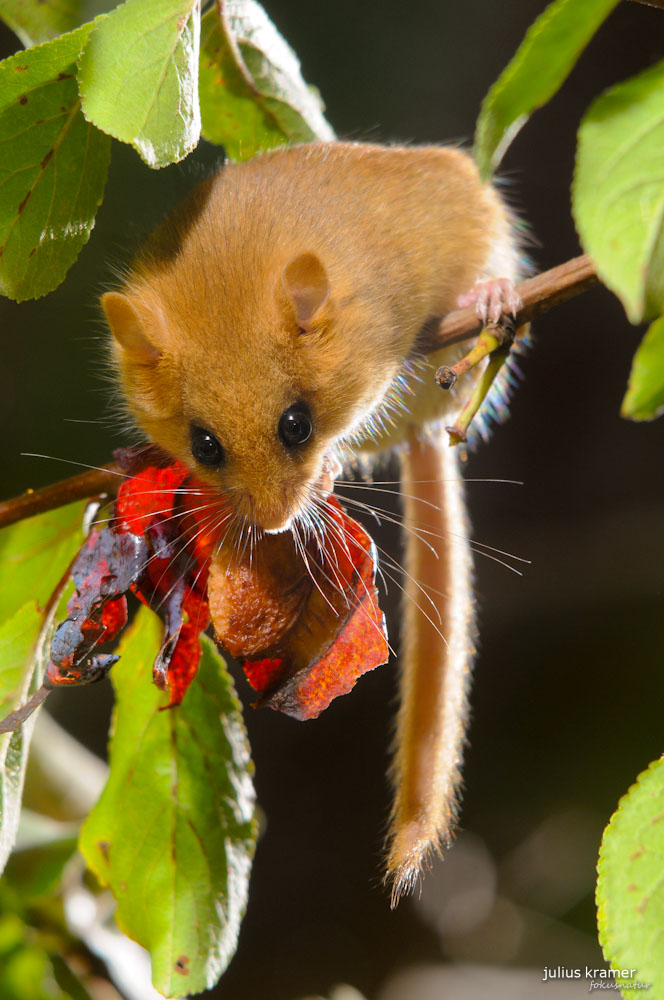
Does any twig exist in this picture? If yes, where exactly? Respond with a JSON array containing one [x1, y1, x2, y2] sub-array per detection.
[[419, 253, 598, 353], [0, 686, 51, 734], [0, 445, 170, 530], [0, 255, 599, 531], [0, 465, 122, 530], [628, 0, 664, 9]]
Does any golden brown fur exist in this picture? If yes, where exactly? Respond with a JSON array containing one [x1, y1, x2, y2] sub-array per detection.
[[104, 142, 511, 527], [103, 140, 521, 899]]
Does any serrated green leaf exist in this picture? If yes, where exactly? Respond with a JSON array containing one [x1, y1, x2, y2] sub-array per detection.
[[474, 0, 620, 179], [597, 757, 664, 994], [80, 608, 257, 998], [199, 0, 333, 159], [0, 503, 85, 874], [622, 315, 664, 421], [573, 60, 664, 324], [0, 24, 111, 302], [0, 0, 82, 48], [78, 0, 201, 169]]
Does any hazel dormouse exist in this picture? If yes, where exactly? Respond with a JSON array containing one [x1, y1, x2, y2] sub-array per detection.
[[102, 140, 523, 902]]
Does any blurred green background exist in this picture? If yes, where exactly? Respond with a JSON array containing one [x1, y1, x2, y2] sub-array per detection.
[[1, 1, 664, 998]]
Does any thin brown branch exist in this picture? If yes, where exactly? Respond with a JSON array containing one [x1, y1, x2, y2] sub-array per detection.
[[628, 0, 664, 9], [0, 445, 171, 531], [419, 253, 598, 353], [0, 465, 122, 530], [0, 686, 51, 733], [0, 257, 599, 531]]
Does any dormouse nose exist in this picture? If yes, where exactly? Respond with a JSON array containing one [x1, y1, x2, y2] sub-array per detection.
[[250, 487, 296, 534]]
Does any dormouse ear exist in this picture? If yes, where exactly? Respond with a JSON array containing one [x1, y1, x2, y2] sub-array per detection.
[[282, 253, 330, 332], [101, 292, 162, 364]]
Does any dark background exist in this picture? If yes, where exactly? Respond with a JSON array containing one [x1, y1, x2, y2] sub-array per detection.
[[2, 2, 664, 998]]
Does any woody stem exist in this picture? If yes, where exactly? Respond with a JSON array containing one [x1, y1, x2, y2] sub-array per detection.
[[0, 254, 599, 530]]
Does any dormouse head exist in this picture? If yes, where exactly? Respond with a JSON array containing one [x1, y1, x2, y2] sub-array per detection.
[[103, 250, 395, 535]]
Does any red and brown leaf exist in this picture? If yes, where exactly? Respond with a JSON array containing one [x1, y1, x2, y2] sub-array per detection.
[[208, 496, 388, 720], [47, 452, 388, 719]]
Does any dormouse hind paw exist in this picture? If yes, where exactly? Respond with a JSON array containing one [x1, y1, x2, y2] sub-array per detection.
[[457, 277, 522, 325]]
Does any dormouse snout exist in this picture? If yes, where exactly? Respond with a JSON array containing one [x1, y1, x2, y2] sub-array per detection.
[[186, 401, 329, 535]]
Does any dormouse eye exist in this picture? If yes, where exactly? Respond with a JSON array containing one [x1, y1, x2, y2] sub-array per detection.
[[278, 402, 313, 449], [190, 425, 225, 467]]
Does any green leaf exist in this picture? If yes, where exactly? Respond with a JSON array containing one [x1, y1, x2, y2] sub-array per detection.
[[622, 315, 664, 420], [199, 0, 334, 159], [0, 503, 85, 874], [573, 59, 664, 324], [0, 604, 42, 720], [3, 809, 78, 900], [474, 0, 620, 179], [0, 605, 50, 874], [0, 24, 111, 302], [80, 608, 257, 998], [78, 0, 201, 169], [15, 808, 79, 850], [0, 0, 82, 48], [0, 599, 76, 876], [0, 501, 86, 620], [0, 913, 73, 1000], [597, 757, 664, 992]]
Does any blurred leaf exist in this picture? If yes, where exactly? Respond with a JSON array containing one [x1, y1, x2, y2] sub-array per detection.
[[49, 955, 95, 1000], [15, 808, 79, 850], [25, 711, 108, 820], [0, 913, 25, 952], [0, 24, 111, 302], [3, 809, 79, 902], [474, 0, 619, 178], [622, 315, 664, 420], [199, 0, 334, 159], [0, 915, 68, 1000], [4, 832, 78, 901], [0, 504, 85, 874], [597, 757, 664, 991], [573, 59, 664, 324], [0, 0, 82, 48], [80, 608, 257, 998], [78, 0, 201, 168]]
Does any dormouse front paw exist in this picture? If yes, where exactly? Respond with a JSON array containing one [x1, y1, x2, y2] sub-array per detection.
[[457, 277, 522, 325]]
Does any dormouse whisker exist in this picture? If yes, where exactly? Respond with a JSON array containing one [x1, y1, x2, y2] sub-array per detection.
[[335, 486, 529, 569], [315, 496, 445, 632]]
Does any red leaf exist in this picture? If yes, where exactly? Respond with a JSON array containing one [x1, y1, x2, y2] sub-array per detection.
[[208, 496, 388, 720], [48, 462, 221, 702], [48, 453, 388, 718], [260, 523, 388, 720], [48, 527, 149, 685], [114, 461, 190, 536]]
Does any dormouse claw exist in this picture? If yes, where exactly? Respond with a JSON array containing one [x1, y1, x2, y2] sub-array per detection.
[[457, 277, 522, 325]]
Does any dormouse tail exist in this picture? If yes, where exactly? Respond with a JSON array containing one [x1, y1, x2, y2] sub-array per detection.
[[386, 427, 475, 906]]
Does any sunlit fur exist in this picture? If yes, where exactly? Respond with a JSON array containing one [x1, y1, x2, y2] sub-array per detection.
[[104, 142, 510, 527], [387, 434, 474, 904], [102, 140, 523, 902]]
